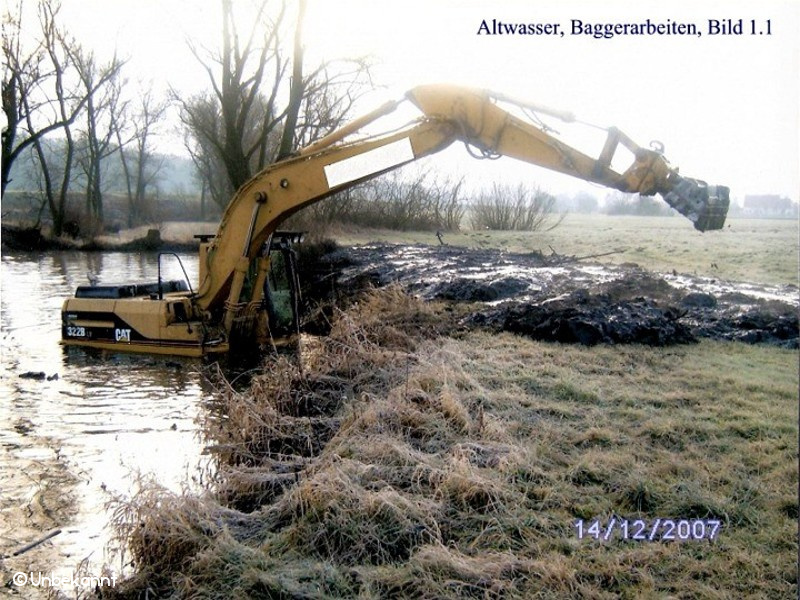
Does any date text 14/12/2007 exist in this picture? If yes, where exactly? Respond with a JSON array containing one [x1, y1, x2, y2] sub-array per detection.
[[575, 518, 721, 542]]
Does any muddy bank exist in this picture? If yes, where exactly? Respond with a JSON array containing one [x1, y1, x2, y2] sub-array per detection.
[[102, 287, 800, 600], [464, 291, 696, 346], [310, 243, 798, 348], [464, 289, 798, 348], [1, 224, 199, 253]]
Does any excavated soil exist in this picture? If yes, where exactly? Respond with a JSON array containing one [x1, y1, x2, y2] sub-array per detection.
[[300, 243, 798, 348]]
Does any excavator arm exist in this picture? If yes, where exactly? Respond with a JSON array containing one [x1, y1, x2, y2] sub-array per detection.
[[406, 85, 728, 230], [196, 84, 730, 321]]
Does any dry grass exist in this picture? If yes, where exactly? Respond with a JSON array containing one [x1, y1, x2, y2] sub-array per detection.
[[107, 288, 798, 599]]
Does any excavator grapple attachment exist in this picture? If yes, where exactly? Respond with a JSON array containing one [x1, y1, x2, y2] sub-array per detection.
[[660, 175, 730, 232]]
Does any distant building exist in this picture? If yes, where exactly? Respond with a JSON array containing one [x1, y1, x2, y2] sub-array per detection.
[[742, 195, 797, 218]]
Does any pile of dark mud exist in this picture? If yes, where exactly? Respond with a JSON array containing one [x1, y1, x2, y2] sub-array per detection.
[[464, 290, 695, 346], [302, 242, 798, 349]]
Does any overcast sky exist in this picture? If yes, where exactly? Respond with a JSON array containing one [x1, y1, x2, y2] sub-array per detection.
[[46, 0, 800, 203]]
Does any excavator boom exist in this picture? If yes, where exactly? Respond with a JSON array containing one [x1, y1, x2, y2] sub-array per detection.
[[197, 85, 729, 318]]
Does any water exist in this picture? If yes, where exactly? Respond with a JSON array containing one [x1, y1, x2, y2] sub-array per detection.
[[0, 250, 213, 594]]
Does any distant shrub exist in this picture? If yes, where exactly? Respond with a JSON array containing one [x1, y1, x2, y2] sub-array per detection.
[[470, 183, 562, 231]]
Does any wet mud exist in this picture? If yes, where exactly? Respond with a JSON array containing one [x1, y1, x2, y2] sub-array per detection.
[[464, 292, 695, 346], [306, 243, 798, 348]]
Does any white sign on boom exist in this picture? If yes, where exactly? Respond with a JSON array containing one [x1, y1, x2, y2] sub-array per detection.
[[323, 138, 415, 188]]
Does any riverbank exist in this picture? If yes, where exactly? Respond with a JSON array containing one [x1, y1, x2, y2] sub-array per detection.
[[106, 288, 799, 598], [1, 222, 215, 253]]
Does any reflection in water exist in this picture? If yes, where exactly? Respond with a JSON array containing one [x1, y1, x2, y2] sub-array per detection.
[[0, 250, 215, 590]]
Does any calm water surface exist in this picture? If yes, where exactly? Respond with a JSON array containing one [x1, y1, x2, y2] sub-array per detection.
[[0, 250, 215, 590]]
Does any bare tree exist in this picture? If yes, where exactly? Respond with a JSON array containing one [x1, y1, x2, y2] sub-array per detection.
[[115, 90, 168, 227], [20, 0, 79, 237], [73, 49, 126, 225], [179, 0, 287, 198], [182, 93, 237, 207], [2, 0, 58, 196], [179, 0, 371, 208], [276, 0, 305, 161], [1, 1, 40, 195], [2, 0, 123, 235]]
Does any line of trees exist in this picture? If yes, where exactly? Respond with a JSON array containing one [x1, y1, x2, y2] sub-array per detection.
[[1, 0, 166, 235], [603, 191, 675, 217], [2, 0, 373, 237], [285, 174, 566, 234], [3, 0, 575, 240], [288, 169, 468, 232]]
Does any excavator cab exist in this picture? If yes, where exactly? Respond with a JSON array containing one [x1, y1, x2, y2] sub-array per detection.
[[261, 233, 302, 340], [225, 231, 303, 349]]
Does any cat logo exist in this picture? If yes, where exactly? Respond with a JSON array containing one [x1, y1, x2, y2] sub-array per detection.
[[115, 328, 132, 342]]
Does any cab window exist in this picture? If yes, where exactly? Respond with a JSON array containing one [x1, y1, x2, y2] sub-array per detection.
[[265, 248, 297, 335]]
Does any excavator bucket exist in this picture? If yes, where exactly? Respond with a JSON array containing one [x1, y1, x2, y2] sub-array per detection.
[[661, 175, 730, 232]]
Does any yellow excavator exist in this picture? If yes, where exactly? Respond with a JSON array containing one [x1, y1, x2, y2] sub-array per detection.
[[60, 84, 729, 357]]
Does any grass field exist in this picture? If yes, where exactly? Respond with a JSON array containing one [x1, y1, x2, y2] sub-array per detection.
[[108, 287, 798, 599]]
